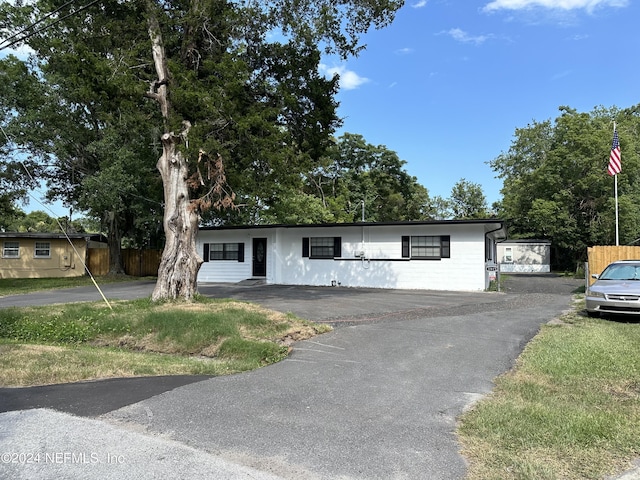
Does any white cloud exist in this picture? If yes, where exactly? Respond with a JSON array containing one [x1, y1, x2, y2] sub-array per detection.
[[443, 28, 493, 45], [319, 64, 370, 90], [412, 0, 428, 7], [570, 33, 589, 40], [483, 0, 628, 13], [394, 47, 414, 55]]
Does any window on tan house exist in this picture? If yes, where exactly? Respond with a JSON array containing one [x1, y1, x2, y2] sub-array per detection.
[[34, 242, 51, 258], [504, 247, 513, 263], [3, 241, 19, 258]]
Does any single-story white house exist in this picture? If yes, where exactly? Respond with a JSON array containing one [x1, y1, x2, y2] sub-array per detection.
[[197, 219, 507, 291], [497, 239, 551, 273]]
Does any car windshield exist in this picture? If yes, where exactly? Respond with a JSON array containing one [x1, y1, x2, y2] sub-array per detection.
[[599, 264, 640, 280]]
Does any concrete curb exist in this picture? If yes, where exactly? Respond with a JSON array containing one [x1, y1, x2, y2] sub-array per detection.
[[0, 409, 284, 480]]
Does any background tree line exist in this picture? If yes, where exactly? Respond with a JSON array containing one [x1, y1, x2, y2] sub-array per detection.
[[492, 105, 640, 270]]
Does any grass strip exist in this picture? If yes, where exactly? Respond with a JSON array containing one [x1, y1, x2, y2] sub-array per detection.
[[0, 276, 150, 296], [0, 297, 330, 386], [458, 299, 640, 479]]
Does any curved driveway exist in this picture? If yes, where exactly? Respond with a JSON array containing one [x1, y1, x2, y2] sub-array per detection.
[[0, 275, 583, 479]]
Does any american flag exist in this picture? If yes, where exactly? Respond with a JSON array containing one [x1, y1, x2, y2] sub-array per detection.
[[608, 129, 621, 176]]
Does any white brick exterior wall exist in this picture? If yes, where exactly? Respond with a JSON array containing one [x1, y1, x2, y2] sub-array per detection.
[[197, 221, 504, 291]]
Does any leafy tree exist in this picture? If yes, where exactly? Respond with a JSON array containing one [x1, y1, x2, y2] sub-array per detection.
[[0, 56, 47, 226], [1, 0, 402, 300], [449, 178, 489, 219], [0, 1, 163, 274], [0, 199, 24, 231], [491, 105, 640, 269], [2, 210, 85, 233], [428, 195, 452, 220], [306, 133, 432, 222]]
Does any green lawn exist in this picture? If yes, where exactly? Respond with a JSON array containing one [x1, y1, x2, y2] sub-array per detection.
[[0, 296, 330, 386], [458, 298, 640, 479]]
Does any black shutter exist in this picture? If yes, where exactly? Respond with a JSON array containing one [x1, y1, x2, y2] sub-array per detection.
[[333, 237, 342, 258], [441, 236, 450, 258], [203, 243, 209, 262], [302, 237, 310, 258], [238, 243, 245, 262], [402, 236, 410, 258]]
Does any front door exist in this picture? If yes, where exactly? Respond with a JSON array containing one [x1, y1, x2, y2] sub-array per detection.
[[252, 238, 267, 277]]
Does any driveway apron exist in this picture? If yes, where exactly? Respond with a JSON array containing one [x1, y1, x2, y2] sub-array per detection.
[[105, 280, 577, 479], [0, 275, 582, 479]]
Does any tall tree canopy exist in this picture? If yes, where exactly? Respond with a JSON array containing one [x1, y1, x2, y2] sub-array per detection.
[[0, 0, 403, 299], [299, 133, 432, 223], [491, 105, 640, 269], [0, 55, 47, 228], [448, 178, 489, 220], [1, 209, 85, 233], [0, 3, 164, 273]]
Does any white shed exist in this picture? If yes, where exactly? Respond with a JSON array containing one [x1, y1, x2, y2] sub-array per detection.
[[197, 219, 507, 292], [497, 239, 551, 273]]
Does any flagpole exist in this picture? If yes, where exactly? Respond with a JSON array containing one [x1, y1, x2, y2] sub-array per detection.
[[615, 173, 619, 246], [613, 121, 619, 246], [608, 121, 621, 245]]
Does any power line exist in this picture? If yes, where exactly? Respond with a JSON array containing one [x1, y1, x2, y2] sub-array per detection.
[[0, 0, 164, 210], [0, 0, 102, 52], [3, 128, 163, 211], [18, 159, 114, 310], [0, 0, 77, 50]]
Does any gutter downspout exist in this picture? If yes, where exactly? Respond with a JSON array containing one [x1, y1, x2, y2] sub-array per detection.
[[485, 222, 507, 292]]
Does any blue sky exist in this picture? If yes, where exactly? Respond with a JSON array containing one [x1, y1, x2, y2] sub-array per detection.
[[320, 0, 639, 207]]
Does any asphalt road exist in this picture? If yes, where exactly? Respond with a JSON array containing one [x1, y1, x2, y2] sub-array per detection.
[[0, 275, 585, 479]]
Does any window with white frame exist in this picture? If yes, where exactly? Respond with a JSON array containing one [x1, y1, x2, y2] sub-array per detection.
[[402, 235, 450, 259], [504, 247, 513, 263], [3, 241, 19, 258], [34, 242, 51, 258], [302, 237, 342, 259], [203, 243, 245, 262]]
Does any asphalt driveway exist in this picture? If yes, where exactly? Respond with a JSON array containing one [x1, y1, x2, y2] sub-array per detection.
[[0, 274, 584, 479]]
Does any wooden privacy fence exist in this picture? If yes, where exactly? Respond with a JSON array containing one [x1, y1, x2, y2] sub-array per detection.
[[87, 248, 109, 276], [87, 248, 162, 277], [587, 245, 640, 284]]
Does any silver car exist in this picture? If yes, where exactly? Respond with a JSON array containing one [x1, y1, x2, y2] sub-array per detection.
[[586, 260, 640, 317]]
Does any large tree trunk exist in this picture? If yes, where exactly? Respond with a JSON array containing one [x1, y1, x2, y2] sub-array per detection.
[[147, 5, 202, 301], [151, 131, 203, 301], [106, 210, 126, 275]]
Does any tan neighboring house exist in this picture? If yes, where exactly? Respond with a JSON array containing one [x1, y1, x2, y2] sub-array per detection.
[[0, 232, 105, 279]]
